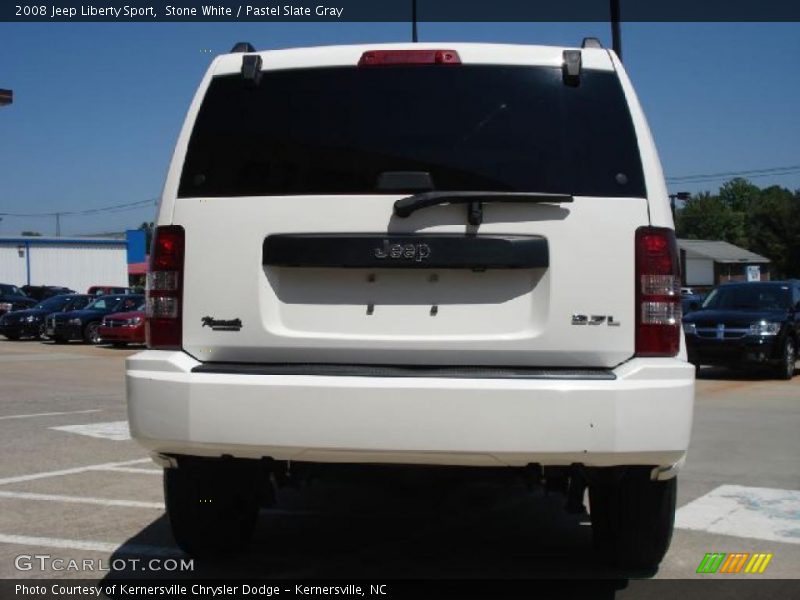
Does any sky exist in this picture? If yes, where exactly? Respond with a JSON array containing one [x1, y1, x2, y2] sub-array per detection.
[[0, 21, 798, 236]]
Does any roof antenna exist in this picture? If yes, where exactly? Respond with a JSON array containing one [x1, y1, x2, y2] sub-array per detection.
[[411, 0, 418, 42]]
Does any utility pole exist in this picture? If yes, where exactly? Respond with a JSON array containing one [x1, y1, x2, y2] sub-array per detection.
[[411, 0, 418, 42], [669, 192, 691, 221], [610, 0, 622, 60], [55, 213, 61, 237]]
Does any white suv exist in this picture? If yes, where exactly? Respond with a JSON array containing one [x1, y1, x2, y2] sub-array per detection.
[[127, 41, 694, 568]]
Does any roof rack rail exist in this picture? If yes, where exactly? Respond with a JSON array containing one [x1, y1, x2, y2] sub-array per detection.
[[581, 37, 603, 49], [231, 42, 256, 53]]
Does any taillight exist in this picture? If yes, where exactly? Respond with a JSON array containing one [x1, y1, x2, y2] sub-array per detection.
[[146, 225, 184, 349], [358, 49, 461, 67], [635, 226, 681, 357]]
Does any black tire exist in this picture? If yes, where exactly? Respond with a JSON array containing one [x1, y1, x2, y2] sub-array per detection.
[[83, 322, 101, 344], [589, 468, 676, 571], [3, 333, 20, 341], [164, 462, 260, 557], [777, 337, 796, 380]]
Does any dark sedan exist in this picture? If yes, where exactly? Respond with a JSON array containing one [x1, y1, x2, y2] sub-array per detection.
[[47, 294, 144, 344], [683, 281, 799, 379], [0, 283, 36, 317], [21, 285, 76, 301], [0, 294, 93, 340]]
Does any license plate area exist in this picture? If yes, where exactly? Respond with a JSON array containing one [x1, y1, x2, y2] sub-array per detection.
[[263, 267, 548, 338]]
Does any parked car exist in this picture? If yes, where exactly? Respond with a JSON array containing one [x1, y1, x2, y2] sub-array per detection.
[[683, 281, 799, 379], [126, 40, 695, 568], [681, 293, 704, 315], [21, 285, 76, 301], [0, 283, 36, 317], [87, 286, 132, 296], [0, 294, 93, 340], [47, 294, 144, 344], [98, 303, 145, 346]]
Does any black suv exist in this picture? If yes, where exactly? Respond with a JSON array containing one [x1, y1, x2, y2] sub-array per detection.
[[0, 283, 36, 317], [21, 285, 76, 301], [48, 294, 144, 344], [683, 281, 799, 379], [0, 294, 93, 340]]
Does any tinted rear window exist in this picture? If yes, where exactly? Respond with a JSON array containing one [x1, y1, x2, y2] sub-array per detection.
[[179, 65, 645, 198]]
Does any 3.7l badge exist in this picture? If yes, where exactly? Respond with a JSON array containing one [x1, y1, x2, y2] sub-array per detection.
[[572, 314, 621, 326]]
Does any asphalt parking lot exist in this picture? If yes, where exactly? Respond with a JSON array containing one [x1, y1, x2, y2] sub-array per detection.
[[0, 339, 797, 584]]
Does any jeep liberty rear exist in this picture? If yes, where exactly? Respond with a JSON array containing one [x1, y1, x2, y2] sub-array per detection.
[[126, 42, 694, 568]]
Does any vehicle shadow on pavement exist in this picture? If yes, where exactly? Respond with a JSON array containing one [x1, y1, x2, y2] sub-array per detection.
[[101, 468, 647, 593]]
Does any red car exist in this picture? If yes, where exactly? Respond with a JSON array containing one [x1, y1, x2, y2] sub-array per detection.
[[97, 306, 145, 346]]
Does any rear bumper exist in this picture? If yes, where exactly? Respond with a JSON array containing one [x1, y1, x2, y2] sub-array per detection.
[[126, 351, 695, 471]]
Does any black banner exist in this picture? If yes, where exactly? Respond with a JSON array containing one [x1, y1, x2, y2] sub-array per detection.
[[3, 0, 800, 23], [3, 579, 800, 600]]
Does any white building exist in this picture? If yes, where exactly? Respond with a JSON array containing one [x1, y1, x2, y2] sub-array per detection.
[[678, 239, 771, 288], [0, 236, 128, 293]]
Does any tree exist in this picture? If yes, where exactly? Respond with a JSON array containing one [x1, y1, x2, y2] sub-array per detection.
[[719, 178, 760, 212], [20, 231, 42, 236], [746, 186, 800, 278], [675, 192, 745, 244]]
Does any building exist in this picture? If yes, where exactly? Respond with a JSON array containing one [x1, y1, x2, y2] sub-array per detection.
[[678, 239, 771, 290], [0, 236, 128, 293]]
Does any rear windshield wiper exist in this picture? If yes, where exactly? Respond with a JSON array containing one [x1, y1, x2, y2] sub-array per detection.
[[393, 191, 573, 225]]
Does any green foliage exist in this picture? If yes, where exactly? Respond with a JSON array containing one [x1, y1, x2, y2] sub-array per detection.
[[20, 231, 42, 236], [675, 179, 800, 278]]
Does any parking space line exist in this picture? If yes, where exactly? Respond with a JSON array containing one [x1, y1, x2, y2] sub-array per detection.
[[676, 484, 800, 545], [0, 533, 182, 556], [0, 490, 164, 509], [0, 458, 150, 487], [49, 420, 130, 441], [0, 409, 101, 421], [102, 467, 162, 475]]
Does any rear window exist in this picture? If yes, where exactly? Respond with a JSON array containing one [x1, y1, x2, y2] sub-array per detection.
[[179, 65, 645, 198]]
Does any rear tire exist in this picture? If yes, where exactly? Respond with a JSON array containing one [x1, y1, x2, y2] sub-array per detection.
[[776, 337, 796, 380], [164, 461, 260, 557], [589, 468, 676, 571]]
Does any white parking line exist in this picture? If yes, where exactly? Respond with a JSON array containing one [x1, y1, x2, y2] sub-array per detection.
[[102, 467, 162, 475], [0, 458, 150, 487], [0, 490, 163, 509], [49, 421, 130, 441], [0, 533, 182, 556], [676, 484, 800, 545], [0, 409, 101, 421]]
